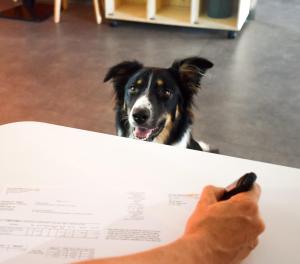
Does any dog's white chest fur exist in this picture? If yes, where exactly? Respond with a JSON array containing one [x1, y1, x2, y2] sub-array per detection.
[[170, 129, 191, 148]]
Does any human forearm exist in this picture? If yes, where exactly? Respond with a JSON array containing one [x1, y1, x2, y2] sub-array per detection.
[[78, 184, 265, 264], [77, 237, 206, 264]]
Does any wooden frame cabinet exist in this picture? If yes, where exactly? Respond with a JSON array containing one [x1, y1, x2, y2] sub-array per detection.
[[104, 0, 252, 38]]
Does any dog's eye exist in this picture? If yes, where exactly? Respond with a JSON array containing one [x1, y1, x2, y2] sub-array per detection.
[[162, 89, 171, 98], [129, 86, 137, 93]]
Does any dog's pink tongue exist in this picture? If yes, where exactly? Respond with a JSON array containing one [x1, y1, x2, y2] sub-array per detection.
[[134, 128, 152, 139]]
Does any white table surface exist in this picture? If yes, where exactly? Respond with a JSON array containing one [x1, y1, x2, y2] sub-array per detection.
[[1, 121, 300, 263]]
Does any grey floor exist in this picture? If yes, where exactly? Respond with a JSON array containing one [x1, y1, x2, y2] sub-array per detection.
[[0, 0, 299, 168]]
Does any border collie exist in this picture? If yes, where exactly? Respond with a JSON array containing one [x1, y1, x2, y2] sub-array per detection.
[[104, 57, 216, 152]]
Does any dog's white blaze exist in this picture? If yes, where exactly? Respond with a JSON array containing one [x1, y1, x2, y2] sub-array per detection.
[[129, 95, 153, 126], [133, 95, 152, 112], [129, 73, 154, 127], [146, 72, 153, 92], [172, 128, 191, 148]]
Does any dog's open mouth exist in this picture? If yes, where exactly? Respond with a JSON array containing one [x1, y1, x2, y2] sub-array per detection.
[[133, 121, 165, 141]]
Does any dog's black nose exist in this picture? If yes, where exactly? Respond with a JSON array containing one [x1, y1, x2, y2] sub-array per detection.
[[133, 108, 150, 125]]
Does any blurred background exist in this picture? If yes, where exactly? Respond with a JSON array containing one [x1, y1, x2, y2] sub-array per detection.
[[0, 0, 299, 168]]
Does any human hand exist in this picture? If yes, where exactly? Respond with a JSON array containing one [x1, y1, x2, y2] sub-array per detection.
[[77, 184, 265, 264], [183, 184, 265, 264]]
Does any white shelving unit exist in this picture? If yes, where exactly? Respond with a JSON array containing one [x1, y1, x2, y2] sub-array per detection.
[[104, 0, 251, 38]]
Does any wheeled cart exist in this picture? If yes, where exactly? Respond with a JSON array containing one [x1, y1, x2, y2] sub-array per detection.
[[104, 0, 253, 38]]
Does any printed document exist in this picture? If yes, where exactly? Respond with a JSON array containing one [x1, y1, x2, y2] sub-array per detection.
[[0, 186, 199, 263]]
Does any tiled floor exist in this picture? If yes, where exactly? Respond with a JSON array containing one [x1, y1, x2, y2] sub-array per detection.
[[0, 0, 299, 168]]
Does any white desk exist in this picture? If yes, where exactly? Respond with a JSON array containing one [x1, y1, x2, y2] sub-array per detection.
[[0, 121, 300, 263]]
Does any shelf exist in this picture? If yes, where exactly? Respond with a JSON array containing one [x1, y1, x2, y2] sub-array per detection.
[[155, 5, 191, 25], [109, 1, 147, 22], [104, 0, 248, 33], [198, 13, 238, 30], [196, 0, 239, 30]]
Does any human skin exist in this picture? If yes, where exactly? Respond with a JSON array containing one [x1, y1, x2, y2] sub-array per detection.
[[78, 184, 265, 264]]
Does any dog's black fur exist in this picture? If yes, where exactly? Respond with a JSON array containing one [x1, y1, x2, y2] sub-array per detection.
[[104, 57, 214, 151]]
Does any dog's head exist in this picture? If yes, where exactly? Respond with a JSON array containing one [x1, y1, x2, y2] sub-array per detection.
[[104, 57, 213, 143]]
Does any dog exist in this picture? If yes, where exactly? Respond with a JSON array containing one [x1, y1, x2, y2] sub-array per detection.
[[104, 56, 216, 152]]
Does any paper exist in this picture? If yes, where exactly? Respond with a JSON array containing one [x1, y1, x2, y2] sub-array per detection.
[[0, 186, 199, 263]]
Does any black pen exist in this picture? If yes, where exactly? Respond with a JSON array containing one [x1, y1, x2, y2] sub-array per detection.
[[220, 172, 257, 201]]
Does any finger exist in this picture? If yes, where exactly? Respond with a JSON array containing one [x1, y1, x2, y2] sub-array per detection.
[[234, 240, 259, 263], [198, 185, 225, 208], [256, 217, 266, 235], [231, 183, 261, 203], [249, 238, 259, 249]]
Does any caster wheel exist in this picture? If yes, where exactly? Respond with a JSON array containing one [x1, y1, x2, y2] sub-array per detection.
[[110, 21, 119, 27], [227, 31, 237, 39]]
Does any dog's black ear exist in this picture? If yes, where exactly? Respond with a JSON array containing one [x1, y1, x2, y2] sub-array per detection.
[[104, 61, 143, 83], [170, 57, 213, 101], [104, 61, 143, 106]]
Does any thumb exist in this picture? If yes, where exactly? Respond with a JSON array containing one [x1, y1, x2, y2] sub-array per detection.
[[197, 185, 225, 208], [231, 183, 262, 203]]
